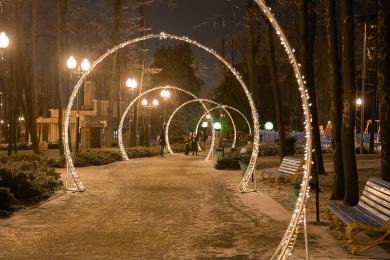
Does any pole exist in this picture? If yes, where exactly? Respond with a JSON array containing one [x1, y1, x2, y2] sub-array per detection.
[[75, 90, 80, 154], [360, 23, 367, 154], [163, 101, 166, 127], [148, 108, 151, 147], [0, 92, 2, 146]]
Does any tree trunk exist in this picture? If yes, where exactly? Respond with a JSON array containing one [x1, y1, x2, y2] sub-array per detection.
[[134, 0, 146, 147], [265, 20, 286, 158], [326, 0, 344, 200], [299, 0, 327, 177], [341, 0, 359, 205], [29, 0, 40, 154], [8, 48, 17, 155], [56, 0, 64, 155], [107, 0, 121, 148], [246, 0, 258, 107], [378, 0, 390, 181]]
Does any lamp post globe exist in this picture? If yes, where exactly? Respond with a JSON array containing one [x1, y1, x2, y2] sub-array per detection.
[[126, 78, 138, 90], [67, 56, 77, 69], [202, 121, 208, 128], [0, 32, 10, 49], [356, 98, 362, 106], [152, 99, 159, 107], [80, 58, 91, 71], [141, 98, 148, 106], [213, 122, 222, 130], [264, 122, 274, 130]]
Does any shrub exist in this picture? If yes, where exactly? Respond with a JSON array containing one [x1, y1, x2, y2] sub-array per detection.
[[0, 161, 62, 203], [215, 157, 240, 170], [0, 187, 15, 213], [259, 143, 279, 156]]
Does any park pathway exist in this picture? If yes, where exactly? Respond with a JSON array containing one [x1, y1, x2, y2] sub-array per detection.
[[0, 154, 290, 259]]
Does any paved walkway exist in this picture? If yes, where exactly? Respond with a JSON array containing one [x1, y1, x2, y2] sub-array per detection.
[[0, 154, 290, 259]]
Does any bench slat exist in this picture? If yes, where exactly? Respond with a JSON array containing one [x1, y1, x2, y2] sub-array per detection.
[[361, 190, 390, 215]]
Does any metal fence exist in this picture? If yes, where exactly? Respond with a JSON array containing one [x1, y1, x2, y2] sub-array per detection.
[[261, 130, 379, 147]]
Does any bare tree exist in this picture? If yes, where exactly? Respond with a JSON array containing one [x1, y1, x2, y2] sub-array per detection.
[[377, 0, 390, 181], [341, 0, 359, 206], [264, 13, 287, 157], [325, 0, 344, 199], [298, 0, 326, 177]]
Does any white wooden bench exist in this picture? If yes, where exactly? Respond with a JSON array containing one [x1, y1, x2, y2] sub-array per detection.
[[325, 177, 390, 255], [261, 156, 302, 185]]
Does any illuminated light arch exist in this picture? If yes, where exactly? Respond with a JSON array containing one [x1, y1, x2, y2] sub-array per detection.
[[165, 98, 236, 156], [64, 32, 259, 193], [253, 1, 313, 259], [195, 105, 252, 142], [165, 98, 235, 156], [117, 86, 216, 161]]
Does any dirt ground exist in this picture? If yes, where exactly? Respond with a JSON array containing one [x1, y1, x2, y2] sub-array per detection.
[[1, 154, 289, 259], [0, 153, 389, 259]]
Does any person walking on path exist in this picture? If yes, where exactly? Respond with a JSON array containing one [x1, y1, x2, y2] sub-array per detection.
[[191, 132, 199, 156], [184, 134, 190, 155], [159, 129, 166, 156]]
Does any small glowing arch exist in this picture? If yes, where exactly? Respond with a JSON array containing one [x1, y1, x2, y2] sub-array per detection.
[[195, 105, 252, 138], [165, 98, 235, 157], [165, 98, 236, 156], [117, 86, 216, 161]]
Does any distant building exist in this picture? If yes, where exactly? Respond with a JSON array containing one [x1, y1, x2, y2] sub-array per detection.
[[36, 81, 129, 149]]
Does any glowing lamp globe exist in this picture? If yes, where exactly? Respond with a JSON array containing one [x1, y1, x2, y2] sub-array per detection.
[[201, 121, 208, 128], [81, 58, 91, 71], [141, 99, 148, 106], [67, 56, 77, 69], [205, 114, 211, 120], [213, 122, 222, 130], [0, 32, 9, 48], [161, 89, 171, 99], [356, 98, 362, 105], [264, 122, 274, 130], [152, 99, 159, 106], [126, 78, 137, 90]]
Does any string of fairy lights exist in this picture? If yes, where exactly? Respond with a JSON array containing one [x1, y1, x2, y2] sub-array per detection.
[[165, 98, 236, 156], [253, 1, 313, 259], [194, 104, 252, 143], [63, 0, 313, 257], [193, 105, 238, 149], [117, 86, 216, 161]]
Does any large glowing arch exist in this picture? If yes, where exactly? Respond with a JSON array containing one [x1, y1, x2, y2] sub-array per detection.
[[253, 1, 313, 259], [64, 32, 259, 193], [165, 98, 237, 155], [117, 86, 219, 161], [117, 86, 216, 161]]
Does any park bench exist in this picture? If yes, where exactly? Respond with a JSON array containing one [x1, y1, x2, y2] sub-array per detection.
[[261, 156, 303, 185], [324, 177, 390, 255]]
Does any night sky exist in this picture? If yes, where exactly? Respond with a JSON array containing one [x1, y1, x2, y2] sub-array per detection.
[[145, 0, 246, 94]]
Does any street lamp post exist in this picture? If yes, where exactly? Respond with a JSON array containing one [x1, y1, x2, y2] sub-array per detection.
[[126, 78, 138, 146], [0, 92, 2, 145], [356, 98, 362, 151], [160, 88, 171, 128], [67, 56, 90, 154], [142, 98, 159, 146], [0, 31, 9, 60]]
